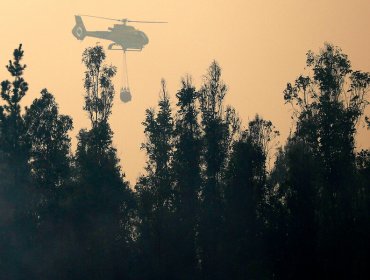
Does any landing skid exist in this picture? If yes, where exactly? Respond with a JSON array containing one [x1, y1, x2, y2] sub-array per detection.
[[108, 43, 142, 52]]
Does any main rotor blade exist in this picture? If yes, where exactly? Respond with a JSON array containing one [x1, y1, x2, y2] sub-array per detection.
[[127, 20, 168, 23], [79, 15, 168, 24], [79, 15, 123, 22]]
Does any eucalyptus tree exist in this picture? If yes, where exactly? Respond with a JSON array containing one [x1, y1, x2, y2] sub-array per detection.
[[197, 61, 239, 279], [73, 45, 134, 279], [23, 89, 74, 279], [171, 76, 202, 279], [283, 43, 370, 278], [135, 80, 176, 279]]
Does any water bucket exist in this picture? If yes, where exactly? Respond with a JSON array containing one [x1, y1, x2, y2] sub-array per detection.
[[120, 87, 132, 103]]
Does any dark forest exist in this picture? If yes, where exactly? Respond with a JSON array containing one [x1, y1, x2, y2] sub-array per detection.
[[0, 43, 369, 279]]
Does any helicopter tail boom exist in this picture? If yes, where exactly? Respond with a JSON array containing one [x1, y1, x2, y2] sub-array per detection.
[[72, 15, 87, 40]]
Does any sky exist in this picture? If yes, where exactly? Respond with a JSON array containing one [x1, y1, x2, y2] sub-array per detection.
[[0, 0, 369, 183]]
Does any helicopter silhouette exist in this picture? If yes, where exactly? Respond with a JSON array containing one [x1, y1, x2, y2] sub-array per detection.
[[72, 15, 167, 102]]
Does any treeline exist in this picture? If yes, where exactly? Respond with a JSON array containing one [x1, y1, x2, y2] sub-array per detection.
[[0, 43, 369, 280]]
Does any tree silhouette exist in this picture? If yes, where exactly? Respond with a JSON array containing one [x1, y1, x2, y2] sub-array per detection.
[[171, 76, 202, 279], [25, 88, 73, 190], [0, 44, 33, 279], [72, 45, 134, 279], [135, 80, 176, 279], [23, 88, 74, 279], [283, 43, 370, 278], [223, 135, 265, 279], [197, 61, 231, 280], [268, 138, 319, 279], [82, 45, 116, 127], [354, 149, 370, 277], [0, 43, 369, 280]]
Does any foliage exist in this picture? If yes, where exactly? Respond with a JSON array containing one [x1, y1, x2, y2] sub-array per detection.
[[0, 43, 369, 280], [82, 45, 117, 127], [25, 89, 73, 188], [135, 80, 175, 279], [0, 45, 33, 279]]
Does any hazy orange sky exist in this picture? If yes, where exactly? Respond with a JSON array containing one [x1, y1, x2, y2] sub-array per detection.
[[0, 0, 369, 183]]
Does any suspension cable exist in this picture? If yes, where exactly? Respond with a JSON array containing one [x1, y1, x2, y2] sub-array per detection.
[[122, 50, 129, 89]]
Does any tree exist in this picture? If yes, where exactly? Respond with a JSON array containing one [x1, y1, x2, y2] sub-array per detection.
[[267, 138, 319, 279], [283, 44, 370, 169], [135, 80, 175, 279], [82, 45, 116, 127], [283, 43, 370, 278], [247, 114, 279, 170], [223, 135, 265, 279], [197, 61, 236, 280], [23, 88, 73, 278], [171, 76, 202, 279], [353, 149, 370, 278], [0, 44, 30, 195], [72, 45, 134, 279], [223, 115, 278, 279], [25, 88, 73, 190], [0, 44, 33, 279]]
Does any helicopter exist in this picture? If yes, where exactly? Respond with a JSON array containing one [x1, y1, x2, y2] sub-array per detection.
[[72, 15, 166, 102]]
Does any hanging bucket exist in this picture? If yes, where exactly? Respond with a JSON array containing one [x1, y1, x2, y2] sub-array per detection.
[[120, 87, 132, 103]]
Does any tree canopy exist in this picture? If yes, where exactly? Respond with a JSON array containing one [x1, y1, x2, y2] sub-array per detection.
[[0, 43, 369, 280]]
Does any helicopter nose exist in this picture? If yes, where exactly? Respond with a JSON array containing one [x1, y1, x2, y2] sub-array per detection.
[[140, 32, 149, 45]]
